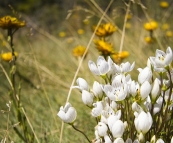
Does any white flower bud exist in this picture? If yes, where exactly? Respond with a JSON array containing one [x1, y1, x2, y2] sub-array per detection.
[[134, 111, 153, 134], [112, 120, 125, 138], [57, 102, 77, 123], [151, 78, 160, 101], [104, 135, 112, 143], [113, 138, 124, 143], [93, 81, 103, 98], [73, 77, 89, 91], [138, 132, 145, 142], [156, 138, 165, 143], [82, 90, 94, 106], [140, 81, 151, 100], [138, 67, 152, 84], [96, 122, 108, 137]]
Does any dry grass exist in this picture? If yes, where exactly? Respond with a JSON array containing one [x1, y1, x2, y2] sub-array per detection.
[[0, 0, 173, 142]]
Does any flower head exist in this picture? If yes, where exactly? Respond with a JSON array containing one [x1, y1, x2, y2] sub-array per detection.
[[57, 102, 77, 124], [160, 1, 169, 8], [73, 77, 89, 91], [93, 23, 117, 37], [145, 36, 154, 44], [88, 56, 110, 76], [144, 20, 158, 31], [111, 51, 129, 63], [134, 111, 153, 134], [166, 30, 173, 38], [1, 52, 18, 62], [77, 29, 85, 35], [0, 15, 26, 29], [150, 47, 173, 72], [72, 45, 86, 58], [93, 39, 114, 56], [59, 31, 66, 37]]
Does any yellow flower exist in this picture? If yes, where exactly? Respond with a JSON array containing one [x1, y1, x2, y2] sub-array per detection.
[[77, 29, 84, 35], [83, 19, 90, 25], [0, 16, 26, 29], [1, 52, 18, 62], [125, 22, 131, 29], [93, 23, 117, 37], [93, 39, 114, 56], [144, 21, 158, 31], [144, 36, 154, 43], [59, 32, 66, 37], [162, 23, 170, 31], [166, 30, 173, 37], [126, 13, 132, 20], [111, 51, 129, 63], [160, 1, 169, 8], [73, 45, 86, 57]]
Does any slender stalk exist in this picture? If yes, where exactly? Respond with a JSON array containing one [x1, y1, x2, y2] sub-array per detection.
[[119, 0, 132, 53], [72, 125, 91, 143]]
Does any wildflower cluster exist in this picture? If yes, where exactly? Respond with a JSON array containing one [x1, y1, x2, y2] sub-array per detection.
[[93, 23, 129, 63], [58, 47, 173, 143]]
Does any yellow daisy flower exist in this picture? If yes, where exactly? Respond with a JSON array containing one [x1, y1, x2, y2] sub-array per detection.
[[160, 1, 169, 8], [59, 32, 66, 38], [162, 23, 170, 31], [0, 16, 26, 29], [144, 21, 158, 31], [77, 29, 85, 35], [111, 51, 129, 63], [166, 30, 173, 37], [93, 39, 114, 56], [93, 23, 117, 37], [144, 36, 154, 43], [1, 52, 18, 62], [73, 45, 86, 57]]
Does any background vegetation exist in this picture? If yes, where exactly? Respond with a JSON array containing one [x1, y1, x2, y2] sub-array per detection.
[[0, 0, 173, 142]]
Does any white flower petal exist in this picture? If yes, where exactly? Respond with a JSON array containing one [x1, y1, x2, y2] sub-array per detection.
[[88, 60, 100, 75], [82, 90, 94, 106], [97, 56, 109, 75], [140, 81, 151, 100], [112, 120, 125, 138]]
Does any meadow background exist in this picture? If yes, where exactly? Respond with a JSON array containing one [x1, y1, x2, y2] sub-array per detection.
[[0, 0, 173, 142]]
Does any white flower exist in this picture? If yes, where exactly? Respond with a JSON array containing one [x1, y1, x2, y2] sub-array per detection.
[[96, 122, 108, 137], [73, 77, 89, 91], [82, 90, 94, 106], [104, 135, 112, 143], [108, 110, 121, 131], [57, 102, 77, 123], [92, 81, 103, 98], [150, 47, 173, 72], [156, 139, 165, 143], [132, 102, 143, 113], [151, 78, 160, 101], [113, 138, 124, 143], [88, 56, 110, 76], [125, 138, 132, 143], [91, 101, 104, 117], [171, 136, 173, 143], [138, 67, 152, 84], [114, 62, 135, 74], [153, 96, 163, 115], [134, 111, 153, 134], [140, 81, 151, 100], [104, 83, 128, 101], [130, 81, 139, 97], [112, 120, 125, 138]]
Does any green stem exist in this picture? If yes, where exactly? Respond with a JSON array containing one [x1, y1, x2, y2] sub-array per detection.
[[71, 124, 91, 143]]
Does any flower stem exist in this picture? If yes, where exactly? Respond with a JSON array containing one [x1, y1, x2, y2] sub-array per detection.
[[72, 124, 91, 143]]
